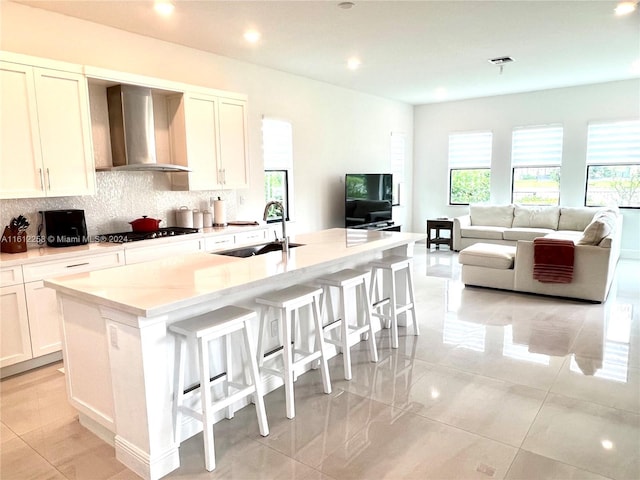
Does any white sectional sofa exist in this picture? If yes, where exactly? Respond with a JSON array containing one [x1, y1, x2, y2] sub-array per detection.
[[454, 204, 622, 302]]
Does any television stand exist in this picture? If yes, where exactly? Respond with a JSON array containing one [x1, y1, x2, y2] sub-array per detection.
[[364, 223, 401, 232]]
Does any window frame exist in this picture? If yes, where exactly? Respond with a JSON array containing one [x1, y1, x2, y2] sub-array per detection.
[[510, 124, 563, 206], [262, 116, 294, 222], [584, 120, 640, 209], [447, 130, 493, 206]]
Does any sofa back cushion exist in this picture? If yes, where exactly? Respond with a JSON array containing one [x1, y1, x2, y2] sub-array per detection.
[[558, 207, 601, 231], [512, 205, 560, 229], [469, 204, 514, 228]]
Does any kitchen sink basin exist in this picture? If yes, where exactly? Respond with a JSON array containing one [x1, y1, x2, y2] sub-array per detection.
[[214, 241, 304, 258]]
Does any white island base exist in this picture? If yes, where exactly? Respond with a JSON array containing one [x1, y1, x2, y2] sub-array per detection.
[[46, 229, 424, 479]]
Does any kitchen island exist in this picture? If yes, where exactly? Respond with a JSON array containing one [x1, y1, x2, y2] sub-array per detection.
[[44, 228, 424, 480]]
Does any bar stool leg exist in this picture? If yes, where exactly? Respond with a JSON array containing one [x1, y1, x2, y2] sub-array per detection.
[[312, 297, 332, 394], [224, 333, 234, 419], [241, 319, 269, 437], [257, 307, 268, 368], [407, 266, 420, 336], [389, 269, 399, 349], [282, 307, 296, 419], [339, 289, 352, 380], [172, 335, 186, 445], [197, 336, 216, 472], [361, 281, 379, 363]]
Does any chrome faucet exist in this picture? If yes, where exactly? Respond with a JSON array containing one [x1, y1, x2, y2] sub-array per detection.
[[263, 200, 289, 253]]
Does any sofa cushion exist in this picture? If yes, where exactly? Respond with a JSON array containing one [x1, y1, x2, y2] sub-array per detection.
[[512, 205, 559, 229], [503, 228, 554, 241], [577, 211, 617, 246], [558, 207, 600, 231], [458, 243, 516, 269], [469, 204, 514, 228], [545, 231, 583, 243], [460, 226, 506, 240]]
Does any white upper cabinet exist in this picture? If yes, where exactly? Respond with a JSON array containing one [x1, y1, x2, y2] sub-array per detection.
[[0, 54, 95, 199], [218, 97, 249, 188], [170, 91, 249, 191]]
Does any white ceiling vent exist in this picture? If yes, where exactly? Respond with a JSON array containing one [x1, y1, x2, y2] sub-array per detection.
[[488, 56, 515, 65]]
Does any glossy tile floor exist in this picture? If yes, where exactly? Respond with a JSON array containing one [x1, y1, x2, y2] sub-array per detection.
[[2, 246, 639, 479]]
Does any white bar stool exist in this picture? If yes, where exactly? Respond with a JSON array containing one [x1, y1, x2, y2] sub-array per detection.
[[169, 305, 269, 472], [317, 268, 378, 380], [256, 285, 332, 419], [369, 255, 419, 349]]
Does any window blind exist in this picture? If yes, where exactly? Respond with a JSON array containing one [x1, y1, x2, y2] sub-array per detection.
[[511, 125, 563, 166], [262, 117, 293, 170], [586, 120, 640, 165], [448, 131, 492, 168]]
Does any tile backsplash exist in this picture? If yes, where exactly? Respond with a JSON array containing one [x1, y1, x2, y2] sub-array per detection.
[[0, 171, 239, 244]]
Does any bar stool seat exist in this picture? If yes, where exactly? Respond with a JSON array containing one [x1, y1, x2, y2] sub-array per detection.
[[169, 305, 269, 472], [317, 268, 378, 380], [256, 285, 332, 419], [369, 255, 419, 349]]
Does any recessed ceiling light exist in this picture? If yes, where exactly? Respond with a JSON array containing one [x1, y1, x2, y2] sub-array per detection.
[[347, 57, 361, 70], [338, 2, 356, 9], [244, 30, 261, 43], [615, 1, 637, 15], [154, 0, 174, 16], [601, 439, 614, 450]]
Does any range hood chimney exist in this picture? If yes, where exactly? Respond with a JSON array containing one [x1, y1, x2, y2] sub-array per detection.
[[105, 85, 189, 172]]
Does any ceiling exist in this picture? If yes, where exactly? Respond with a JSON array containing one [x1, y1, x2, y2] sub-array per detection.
[[11, 0, 640, 105]]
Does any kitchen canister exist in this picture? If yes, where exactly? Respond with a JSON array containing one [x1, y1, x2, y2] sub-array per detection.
[[203, 210, 213, 227], [192, 209, 203, 230], [176, 206, 193, 228], [213, 197, 227, 226]]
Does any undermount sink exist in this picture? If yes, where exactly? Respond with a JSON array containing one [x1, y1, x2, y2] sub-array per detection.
[[214, 241, 304, 258]]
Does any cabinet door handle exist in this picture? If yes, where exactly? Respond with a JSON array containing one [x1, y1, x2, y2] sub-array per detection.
[[46, 168, 51, 190], [38, 168, 45, 190], [222, 168, 226, 184], [66, 262, 90, 268]]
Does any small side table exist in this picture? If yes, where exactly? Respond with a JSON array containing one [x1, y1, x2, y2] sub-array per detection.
[[426, 218, 453, 250]]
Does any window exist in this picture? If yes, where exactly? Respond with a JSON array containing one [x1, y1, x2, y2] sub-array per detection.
[[448, 131, 492, 205], [262, 117, 293, 221], [585, 120, 640, 208], [511, 125, 563, 205]]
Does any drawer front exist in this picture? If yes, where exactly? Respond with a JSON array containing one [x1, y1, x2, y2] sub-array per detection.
[[203, 234, 235, 252], [22, 251, 125, 282], [125, 239, 202, 265], [234, 229, 267, 245], [0, 265, 24, 287]]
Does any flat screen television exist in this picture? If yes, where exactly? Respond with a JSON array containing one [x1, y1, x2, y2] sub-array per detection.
[[345, 173, 393, 228]]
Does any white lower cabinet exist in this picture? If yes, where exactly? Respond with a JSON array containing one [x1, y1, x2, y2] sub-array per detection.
[[24, 281, 61, 357], [203, 234, 235, 252], [0, 284, 32, 367]]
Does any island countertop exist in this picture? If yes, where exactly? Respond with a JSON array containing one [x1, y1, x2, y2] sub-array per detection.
[[44, 228, 425, 318]]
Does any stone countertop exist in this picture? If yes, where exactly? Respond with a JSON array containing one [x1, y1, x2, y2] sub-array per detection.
[[44, 228, 425, 318], [0, 224, 268, 267]]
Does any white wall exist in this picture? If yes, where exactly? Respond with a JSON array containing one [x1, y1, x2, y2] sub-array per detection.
[[0, 2, 414, 236], [413, 80, 640, 257]]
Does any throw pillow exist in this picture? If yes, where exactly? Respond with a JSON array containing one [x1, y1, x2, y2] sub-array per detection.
[[577, 211, 616, 245]]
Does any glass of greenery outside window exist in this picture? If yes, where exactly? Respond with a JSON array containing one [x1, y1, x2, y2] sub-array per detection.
[[264, 170, 289, 221], [512, 166, 560, 205], [586, 165, 640, 207], [450, 169, 491, 205]]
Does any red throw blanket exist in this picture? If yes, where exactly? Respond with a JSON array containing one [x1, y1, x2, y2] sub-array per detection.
[[533, 238, 575, 283]]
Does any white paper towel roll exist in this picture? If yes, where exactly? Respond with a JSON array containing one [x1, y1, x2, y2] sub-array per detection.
[[213, 199, 226, 226]]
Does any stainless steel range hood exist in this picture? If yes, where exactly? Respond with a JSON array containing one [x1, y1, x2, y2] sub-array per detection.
[[104, 85, 189, 172]]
